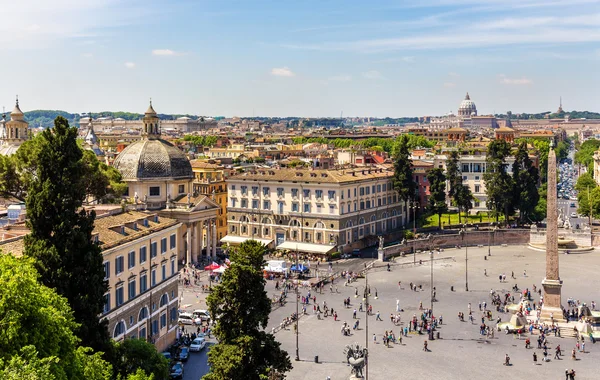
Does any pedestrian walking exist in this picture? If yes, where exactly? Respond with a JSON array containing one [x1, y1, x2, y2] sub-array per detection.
[[423, 340, 428, 351], [353, 309, 357, 319], [533, 352, 537, 365], [396, 299, 400, 312], [376, 311, 383, 321]]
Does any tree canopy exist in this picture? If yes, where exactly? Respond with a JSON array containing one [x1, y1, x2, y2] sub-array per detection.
[[205, 240, 291, 380], [0, 134, 125, 202], [393, 135, 417, 203], [112, 339, 169, 380], [23, 116, 112, 358], [512, 141, 540, 223], [484, 139, 514, 222], [426, 168, 447, 229], [575, 139, 600, 173]]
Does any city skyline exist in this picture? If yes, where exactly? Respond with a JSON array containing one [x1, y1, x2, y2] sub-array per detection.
[[2, 0, 599, 117]]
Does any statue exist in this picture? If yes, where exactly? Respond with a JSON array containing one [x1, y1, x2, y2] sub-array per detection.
[[143, 194, 148, 203], [401, 238, 407, 245], [167, 193, 171, 202], [378, 235, 384, 250], [343, 343, 367, 378], [134, 192, 139, 204], [564, 218, 572, 230], [187, 193, 192, 204]]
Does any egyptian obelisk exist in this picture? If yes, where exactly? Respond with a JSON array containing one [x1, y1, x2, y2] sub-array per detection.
[[540, 140, 564, 321]]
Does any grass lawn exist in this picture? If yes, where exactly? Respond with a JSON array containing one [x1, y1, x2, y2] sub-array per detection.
[[424, 211, 505, 228]]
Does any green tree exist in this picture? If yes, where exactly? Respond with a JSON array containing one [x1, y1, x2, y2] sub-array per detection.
[[484, 139, 514, 223], [23, 116, 112, 358], [426, 168, 447, 229], [575, 139, 600, 173], [112, 339, 169, 380], [455, 184, 474, 222], [0, 255, 113, 380], [393, 135, 416, 205], [0, 135, 124, 202], [445, 150, 463, 222], [204, 240, 292, 380], [512, 141, 540, 223]]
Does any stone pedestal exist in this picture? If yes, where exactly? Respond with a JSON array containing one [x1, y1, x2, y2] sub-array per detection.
[[541, 278, 565, 322], [378, 248, 384, 262]]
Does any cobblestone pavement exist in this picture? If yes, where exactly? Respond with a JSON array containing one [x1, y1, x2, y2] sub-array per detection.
[[271, 246, 599, 380]]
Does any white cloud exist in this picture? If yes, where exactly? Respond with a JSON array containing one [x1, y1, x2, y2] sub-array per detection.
[[82, 53, 93, 58], [283, 27, 600, 53], [362, 70, 384, 80], [152, 49, 183, 56], [124, 62, 135, 69], [443, 82, 456, 88], [498, 74, 532, 85], [271, 67, 295, 77], [328, 75, 352, 82]]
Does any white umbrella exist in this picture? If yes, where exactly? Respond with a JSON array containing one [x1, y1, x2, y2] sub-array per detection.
[[213, 265, 227, 274]]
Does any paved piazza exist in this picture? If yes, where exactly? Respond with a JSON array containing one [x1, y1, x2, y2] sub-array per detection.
[[268, 246, 599, 380]]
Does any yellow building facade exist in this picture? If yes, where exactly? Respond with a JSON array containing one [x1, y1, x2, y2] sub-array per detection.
[[191, 160, 228, 242]]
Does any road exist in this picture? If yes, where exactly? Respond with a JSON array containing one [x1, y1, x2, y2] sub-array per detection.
[[181, 343, 211, 380]]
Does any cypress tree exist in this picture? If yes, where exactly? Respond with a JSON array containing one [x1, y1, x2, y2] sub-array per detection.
[[24, 116, 111, 356]]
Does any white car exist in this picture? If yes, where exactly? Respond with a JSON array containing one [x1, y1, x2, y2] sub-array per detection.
[[193, 310, 211, 322], [570, 212, 578, 218], [178, 312, 202, 325], [189, 336, 206, 352]]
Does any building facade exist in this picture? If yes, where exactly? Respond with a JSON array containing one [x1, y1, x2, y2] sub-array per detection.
[[224, 168, 407, 254], [191, 160, 228, 241], [97, 211, 181, 352], [0, 97, 29, 156]]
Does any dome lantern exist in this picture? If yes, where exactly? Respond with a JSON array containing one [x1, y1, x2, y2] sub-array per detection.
[[142, 99, 160, 139]]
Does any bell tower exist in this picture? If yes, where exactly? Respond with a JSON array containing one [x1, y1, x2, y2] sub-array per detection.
[[142, 99, 160, 140], [5, 96, 28, 145]]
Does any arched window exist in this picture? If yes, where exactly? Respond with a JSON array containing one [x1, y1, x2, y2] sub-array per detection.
[[290, 219, 301, 227], [314, 221, 325, 229], [138, 307, 149, 322], [359, 217, 365, 225], [113, 320, 126, 338], [159, 293, 169, 307], [261, 217, 272, 224], [346, 220, 353, 228], [240, 215, 249, 223]]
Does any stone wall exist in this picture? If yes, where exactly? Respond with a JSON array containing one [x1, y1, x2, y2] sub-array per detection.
[[382, 229, 530, 259]]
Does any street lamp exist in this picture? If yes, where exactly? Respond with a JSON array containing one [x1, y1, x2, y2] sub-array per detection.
[[460, 225, 468, 292], [487, 225, 491, 257], [295, 247, 299, 361], [362, 264, 373, 380], [411, 202, 418, 265]]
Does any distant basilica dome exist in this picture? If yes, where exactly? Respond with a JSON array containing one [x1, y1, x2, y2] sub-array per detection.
[[458, 92, 477, 117], [113, 101, 193, 181]]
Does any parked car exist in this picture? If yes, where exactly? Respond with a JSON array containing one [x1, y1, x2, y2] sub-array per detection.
[[192, 309, 211, 322], [570, 212, 578, 218], [189, 336, 206, 352], [178, 312, 201, 325], [169, 362, 184, 379], [341, 253, 351, 259], [177, 347, 189, 362], [570, 203, 576, 208]]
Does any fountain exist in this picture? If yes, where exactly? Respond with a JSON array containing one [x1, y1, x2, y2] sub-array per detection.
[[529, 226, 594, 253]]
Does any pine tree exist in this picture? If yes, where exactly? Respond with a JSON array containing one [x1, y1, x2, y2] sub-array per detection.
[[455, 184, 474, 223], [204, 240, 291, 380], [446, 150, 463, 222], [393, 135, 417, 207], [484, 139, 514, 223], [512, 141, 540, 224], [426, 168, 448, 229], [23, 116, 111, 357]]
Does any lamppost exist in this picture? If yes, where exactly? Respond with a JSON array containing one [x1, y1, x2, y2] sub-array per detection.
[[363, 265, 373, 380], [460, 225, 469, 291], [429, 249, 434, 315], [295, 247, 299, 361], [487, 224, 491, 257], [411, 202, 418, 265]]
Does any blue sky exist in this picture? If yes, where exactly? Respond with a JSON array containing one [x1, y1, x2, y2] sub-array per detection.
[[2, 0, 599, 117]]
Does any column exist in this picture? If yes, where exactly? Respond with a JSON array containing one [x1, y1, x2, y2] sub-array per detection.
[[206, 219, 211, 260], [212, 219, 217, 257], [192, 222, 198, 264], [186, 223, 192, 266]]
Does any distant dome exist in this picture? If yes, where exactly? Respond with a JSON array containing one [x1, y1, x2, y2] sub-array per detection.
[[458, 92, 477, 117], [113, 139, 193, 181]]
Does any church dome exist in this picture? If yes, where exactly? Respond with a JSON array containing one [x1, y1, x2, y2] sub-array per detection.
[[458, 92, 477, 117], [113, 138, 193, 181]]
